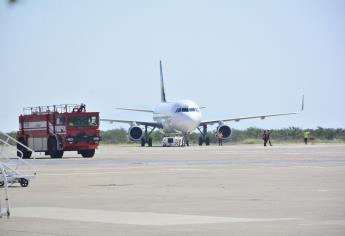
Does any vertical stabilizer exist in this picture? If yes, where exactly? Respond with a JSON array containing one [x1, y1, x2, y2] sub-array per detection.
[[301, 94, 304, 112], [160, 60, 167, 103]]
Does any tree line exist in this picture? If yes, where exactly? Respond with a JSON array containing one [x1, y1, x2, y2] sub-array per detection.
[[1, 127, 344, 145], [100, 127, 345, 144]]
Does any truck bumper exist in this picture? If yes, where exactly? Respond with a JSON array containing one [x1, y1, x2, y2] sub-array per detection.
[[64, 136, 101, 150]]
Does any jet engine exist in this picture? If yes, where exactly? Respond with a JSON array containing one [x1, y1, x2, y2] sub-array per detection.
[[217, 125, 232, 139], [128, 126, 144, 141]]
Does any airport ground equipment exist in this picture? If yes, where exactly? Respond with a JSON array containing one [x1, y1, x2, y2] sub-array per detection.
[[0, 163, 34, 187], [0, 131, 36, 187], [16, 104, 101, 158], [162, 136, 185, 147], [0, 163, 10, 218], [0, 131, 37, 218]]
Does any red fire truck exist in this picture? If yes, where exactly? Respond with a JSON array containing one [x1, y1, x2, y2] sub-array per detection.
[[16, 104, 101, 159]]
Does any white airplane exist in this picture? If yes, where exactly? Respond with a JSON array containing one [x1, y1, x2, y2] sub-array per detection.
[[101, 61, 303, 146]]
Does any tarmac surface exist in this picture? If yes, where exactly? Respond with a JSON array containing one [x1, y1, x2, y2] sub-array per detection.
[[1, 144, 345, 235]]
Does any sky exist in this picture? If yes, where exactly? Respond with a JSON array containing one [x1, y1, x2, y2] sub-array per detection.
[[1, 0, 344, 132]]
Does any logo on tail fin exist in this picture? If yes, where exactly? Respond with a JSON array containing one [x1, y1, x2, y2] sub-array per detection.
[[160, 60, 167, 103]]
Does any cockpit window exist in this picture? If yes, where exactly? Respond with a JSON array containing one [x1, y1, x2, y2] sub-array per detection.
[[175, 107, 200, 113]]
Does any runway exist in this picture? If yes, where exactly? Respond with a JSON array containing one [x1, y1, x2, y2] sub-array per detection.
[[1, 144, 345, 235]]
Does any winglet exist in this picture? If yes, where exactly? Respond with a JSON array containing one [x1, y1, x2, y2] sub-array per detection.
[[160, 60, 167, 103]]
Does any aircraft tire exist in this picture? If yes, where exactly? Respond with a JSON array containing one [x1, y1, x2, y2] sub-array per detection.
[[205, 137, 210, 146], [141, 138, 146, 147], [198, 137, 203, 146]]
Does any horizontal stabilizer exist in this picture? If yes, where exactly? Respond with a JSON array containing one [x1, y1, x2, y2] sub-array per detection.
[[101, 118, 162, 129], [116, 108, 154, 113]]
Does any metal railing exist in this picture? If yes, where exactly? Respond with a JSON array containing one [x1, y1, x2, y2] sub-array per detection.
[[0, 131, 36, 170], [22, 104, 82, 115], [0, 163, 10, 218], [0, 131, 37, 219]]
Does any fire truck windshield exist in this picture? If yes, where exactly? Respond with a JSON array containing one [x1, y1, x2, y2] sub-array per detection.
[[67, 116, 98, 127]]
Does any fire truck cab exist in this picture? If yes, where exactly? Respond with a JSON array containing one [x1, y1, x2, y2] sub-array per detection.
[[16, 104, 100, 159]]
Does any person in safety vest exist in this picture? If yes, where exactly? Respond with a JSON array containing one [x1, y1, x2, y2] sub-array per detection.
[[304, 130, 310, 144], [216, 131, 223, 146]]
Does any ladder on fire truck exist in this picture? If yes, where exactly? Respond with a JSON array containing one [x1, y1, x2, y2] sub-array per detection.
[[0, 131, 37, 218]]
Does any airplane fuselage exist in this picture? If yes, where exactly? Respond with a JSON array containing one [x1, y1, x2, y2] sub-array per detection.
[[153, 99, 202, 133]]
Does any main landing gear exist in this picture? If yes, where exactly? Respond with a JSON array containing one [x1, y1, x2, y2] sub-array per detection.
[[197, 125, 210, 146], [140, 125, 155, 147]]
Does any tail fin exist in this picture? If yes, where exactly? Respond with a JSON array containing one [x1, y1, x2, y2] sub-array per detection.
[[160, 60, 167, 103], [301, 94, 304, 112]]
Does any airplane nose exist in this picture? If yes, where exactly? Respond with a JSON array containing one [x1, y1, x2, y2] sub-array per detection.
[[178, 113, 201, 132], [189, 113, 202, 124]]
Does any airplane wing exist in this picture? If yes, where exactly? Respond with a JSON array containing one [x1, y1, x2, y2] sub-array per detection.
[[100, 119, 163, 129], [200, 112, 298, 126], [200, 95, 304, 126]]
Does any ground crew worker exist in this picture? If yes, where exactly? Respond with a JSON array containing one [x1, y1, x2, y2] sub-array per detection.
[[304, 130, 310, 144], [216, 131, 223, 146], [262, 130, 268, 146], [267, 130, 272, 146], [262, 130, 272, 146]]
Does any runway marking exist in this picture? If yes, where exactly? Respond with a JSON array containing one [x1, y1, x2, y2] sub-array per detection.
[[12, 207, 299, 226]]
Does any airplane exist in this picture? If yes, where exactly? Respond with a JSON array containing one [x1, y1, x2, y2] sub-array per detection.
[[101, 61, 303, 147]]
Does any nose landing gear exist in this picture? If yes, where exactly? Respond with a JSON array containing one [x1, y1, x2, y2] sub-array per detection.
[[183, 133, 189, 146]]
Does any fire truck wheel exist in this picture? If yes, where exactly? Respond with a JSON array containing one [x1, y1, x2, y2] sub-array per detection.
[[0, 181, 4, 187], [17, 138, 32, 159], [48, 138, 62, 158], [56, 151, 64, 158], [80, 149, 95, 158], [20, 178, 29, 187], [148, 138, 152, 147]]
